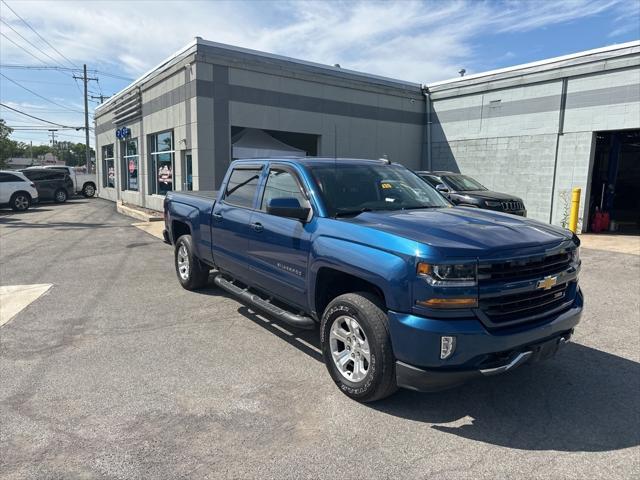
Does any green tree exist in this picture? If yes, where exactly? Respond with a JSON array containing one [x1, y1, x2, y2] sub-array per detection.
[[0, 118, 19, 168]]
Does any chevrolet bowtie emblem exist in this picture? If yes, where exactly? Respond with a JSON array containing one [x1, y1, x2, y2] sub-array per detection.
[[537, 275, 558, 290]]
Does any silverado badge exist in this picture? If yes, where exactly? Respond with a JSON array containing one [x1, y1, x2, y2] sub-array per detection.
[[537, 275, 558, 290]]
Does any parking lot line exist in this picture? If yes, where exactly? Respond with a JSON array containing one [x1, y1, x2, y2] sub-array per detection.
[[0, 284, 52, 327]]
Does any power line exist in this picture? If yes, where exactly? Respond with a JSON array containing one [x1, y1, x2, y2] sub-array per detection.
[[0, 27, 87, 90], [1, 64, 81, 72], [0, 102, 83, 128], [7, 126, 84, 131], [0, 32, 48, 64], [0, 17, 64, 67], [5, 78, 82, 86], [94, 71, 134, 81], [1, 0, 79, 69], [0, 64, 135, 82], [0, 73, 84, 113]]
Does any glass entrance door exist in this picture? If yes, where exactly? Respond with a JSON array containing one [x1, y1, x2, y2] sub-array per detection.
[[182, 151, 193, 191]]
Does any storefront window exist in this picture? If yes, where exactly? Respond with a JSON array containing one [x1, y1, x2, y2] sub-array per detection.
[[102, 144, 115, 188], [122, 138, 139, 191], [149, 131, 174, 195]]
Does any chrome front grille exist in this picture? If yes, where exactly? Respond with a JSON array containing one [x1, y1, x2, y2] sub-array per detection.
[[501, 200, 524, 211]]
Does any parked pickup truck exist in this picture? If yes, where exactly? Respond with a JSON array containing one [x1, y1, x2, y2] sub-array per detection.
[[163, 158, 582, 402], [30, 165, 97, 197]]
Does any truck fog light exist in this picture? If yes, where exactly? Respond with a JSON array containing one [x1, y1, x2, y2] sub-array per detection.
[[440, 336, 456, 360]]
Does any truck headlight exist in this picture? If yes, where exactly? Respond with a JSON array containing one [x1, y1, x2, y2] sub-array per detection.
[[417, 262, 477, 286], [485, 200, 501, 207], [570, 247, 580, 265]]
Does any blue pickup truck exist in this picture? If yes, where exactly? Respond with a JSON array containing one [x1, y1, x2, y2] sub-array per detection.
[[163, 158, 582, 402]]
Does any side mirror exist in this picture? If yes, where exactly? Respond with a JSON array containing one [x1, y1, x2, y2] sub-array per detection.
[[267, 197, 310, 222], [435, 184, 450, 194]]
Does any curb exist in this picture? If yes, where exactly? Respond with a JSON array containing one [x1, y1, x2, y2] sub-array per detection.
[[116, 202, 163, 222]]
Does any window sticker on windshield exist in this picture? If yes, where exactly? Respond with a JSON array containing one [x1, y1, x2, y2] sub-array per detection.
[[381, 182, 393, 189]]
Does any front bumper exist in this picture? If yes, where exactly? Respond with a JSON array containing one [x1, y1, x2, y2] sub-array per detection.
[[396, 331, 572, 391], [389, 289, 583, 391]]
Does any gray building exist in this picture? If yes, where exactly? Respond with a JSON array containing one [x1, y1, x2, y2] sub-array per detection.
[[427, 41, 640, 231], [94, 38, 425, 212], [95, 39, 639, 232]]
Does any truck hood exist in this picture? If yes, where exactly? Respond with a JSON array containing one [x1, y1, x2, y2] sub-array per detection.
[[342, 207, 572, 256]]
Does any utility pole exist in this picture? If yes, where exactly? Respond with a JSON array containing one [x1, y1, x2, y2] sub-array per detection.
[[89, 94, 110, 103], [73, 64, 98, 173], [29, 140, 33, 165]]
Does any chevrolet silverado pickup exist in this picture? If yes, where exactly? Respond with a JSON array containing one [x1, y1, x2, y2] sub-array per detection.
[[163, 158, 582, 402]]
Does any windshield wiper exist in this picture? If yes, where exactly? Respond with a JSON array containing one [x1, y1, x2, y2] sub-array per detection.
[[334, 208, 373, 218]]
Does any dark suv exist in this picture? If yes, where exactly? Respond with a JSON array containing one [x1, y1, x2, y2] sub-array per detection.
[[416, 171, 527, 216], [21, 168, 74, 203]]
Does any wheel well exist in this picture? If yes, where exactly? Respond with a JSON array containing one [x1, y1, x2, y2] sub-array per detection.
[[171, 220, 191, 243], [11, 190, 31, 199], [315, 267, 386, 317], [83, 181, 96, 188]]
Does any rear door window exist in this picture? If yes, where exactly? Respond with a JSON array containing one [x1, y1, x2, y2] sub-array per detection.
[[22, 170, 45, 181], [0, 173, 24, 183], [224, 168, 262, 208]]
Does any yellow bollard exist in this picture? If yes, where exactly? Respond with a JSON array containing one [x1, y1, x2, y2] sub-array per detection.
[[568, 187, 581, 233]]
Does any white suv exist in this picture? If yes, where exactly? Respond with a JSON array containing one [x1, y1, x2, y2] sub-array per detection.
[[0, 170, 39, 211]]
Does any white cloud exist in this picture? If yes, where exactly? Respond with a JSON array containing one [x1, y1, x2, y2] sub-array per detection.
[[0, 0, 631, 85]]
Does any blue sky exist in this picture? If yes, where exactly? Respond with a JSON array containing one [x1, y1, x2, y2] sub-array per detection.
[[1, 0, 639, 146]]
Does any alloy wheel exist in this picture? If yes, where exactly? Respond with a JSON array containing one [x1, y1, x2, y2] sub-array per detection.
[[14, 195, 29, 210], [329, 315, 371, 382], [177, 244, 190, 280]]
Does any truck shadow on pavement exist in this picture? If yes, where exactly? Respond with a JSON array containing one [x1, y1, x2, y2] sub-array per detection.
[[232, 302, 639, 453], [372, 343, 640, 453]]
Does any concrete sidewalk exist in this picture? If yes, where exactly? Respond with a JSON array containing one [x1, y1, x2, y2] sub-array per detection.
[[579, 234, 640, 255]]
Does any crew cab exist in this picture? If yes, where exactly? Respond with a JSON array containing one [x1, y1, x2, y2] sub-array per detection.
[[28, 165, 97, 197], [163, 158, 582, 402], [416, 171, 527, 216]]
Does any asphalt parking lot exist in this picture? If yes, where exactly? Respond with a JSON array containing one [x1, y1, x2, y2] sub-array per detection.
[[1, 199, 639, 479]]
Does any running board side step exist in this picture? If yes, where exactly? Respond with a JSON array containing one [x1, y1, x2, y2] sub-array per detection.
[[213, 275, 316, 330]]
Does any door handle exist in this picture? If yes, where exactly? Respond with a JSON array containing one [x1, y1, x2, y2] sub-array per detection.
[[251, 222, 264, 233], [212, 212, 223, 221]]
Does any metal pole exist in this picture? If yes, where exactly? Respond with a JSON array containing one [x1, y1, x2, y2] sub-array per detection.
[[83, 64, 91, 173], [569, 187, 581, 233]]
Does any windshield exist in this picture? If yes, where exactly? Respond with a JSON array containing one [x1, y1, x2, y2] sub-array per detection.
[[309, 163, 450, 217], [441, 174, 486, 191]]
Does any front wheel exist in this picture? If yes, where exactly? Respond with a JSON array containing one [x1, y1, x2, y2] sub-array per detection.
[[82, 183, 96, 197], [10, 192, 31, 211], [54, 189, 68, 203], [174, 234, 210, 290], [320, 292, 397, 402]]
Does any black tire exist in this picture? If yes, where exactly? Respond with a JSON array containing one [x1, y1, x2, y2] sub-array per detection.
[[174, 234, 210, 290], [10, 192, 31, 212], [82, 183, 96, 197], [54, 188, 68, 203], [320, 292, 397, 402]]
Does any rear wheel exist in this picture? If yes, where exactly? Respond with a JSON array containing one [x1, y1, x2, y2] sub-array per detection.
[[320, 292, 397, 402], [10, 192, 31, 212], [54, 189, 68, 203], [174, 234, 210, 290], [82, 183, 96, 197]]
